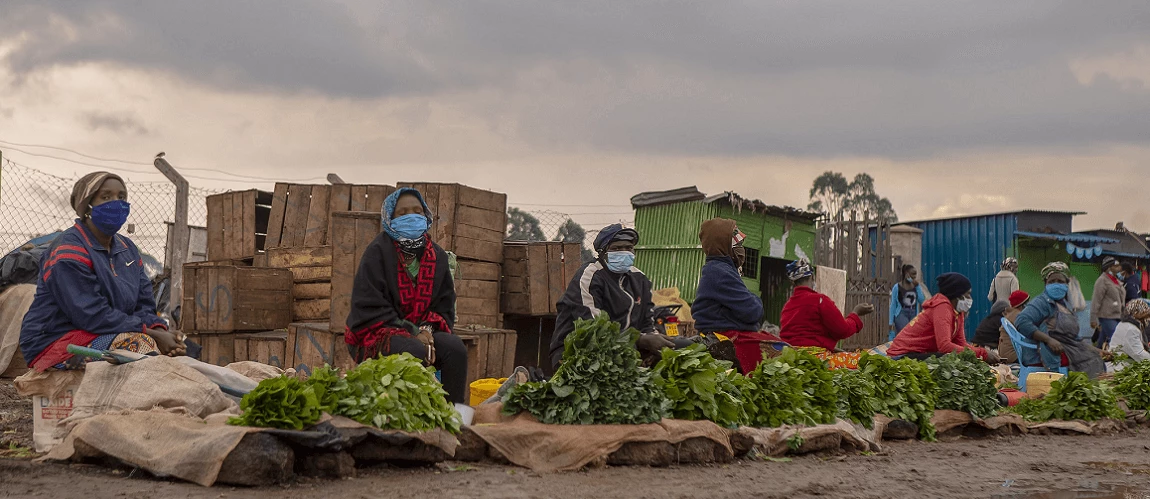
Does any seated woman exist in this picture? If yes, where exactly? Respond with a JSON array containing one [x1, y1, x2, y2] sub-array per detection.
[[887, 272, 995, 362], [779, 259, 874, 369], [972, 290, 1029, 362], [1014, 262, 1105, 377], [345, 188, 468, 403], [692, 218, 766, 373], [1108, 299, 1150, 363], [21, 172, 184, 370]]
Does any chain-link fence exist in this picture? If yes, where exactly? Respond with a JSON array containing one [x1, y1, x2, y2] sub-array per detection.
[[509, 208, 635, 263], [0, 156, 221, 277]]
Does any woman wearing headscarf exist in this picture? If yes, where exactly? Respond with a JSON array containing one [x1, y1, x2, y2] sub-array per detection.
[[887, 272, 995, 362], [1014, 262, 1106, 378], [692, 218, 766, 373], [1110, 299, 1150, 363], [20, 172, 182, 370], [345, 187, 468, 403], [888, 264, 930, 341], [779, 259, 874, 369], [988, 257, 1020, 304]]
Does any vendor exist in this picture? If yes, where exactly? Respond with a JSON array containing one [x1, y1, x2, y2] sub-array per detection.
[[1111, 299, 1150, 363], [887, 272, 996, 362], [692, 218, 767, 373], [972, 290, 1029, 361], [21, 172, 183, 370], [1014, 262, 1105, 377], [779, 259, 874, 369], [550, 224, 690, 368], [345, 188, 467, 403]]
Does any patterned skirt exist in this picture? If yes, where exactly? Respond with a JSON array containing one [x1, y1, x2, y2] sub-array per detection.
[[56, 332, 159, 370], [797, 346, 862, 370]]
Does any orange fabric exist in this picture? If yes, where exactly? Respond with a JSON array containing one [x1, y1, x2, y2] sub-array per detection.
[[797, 346, 861, 370]]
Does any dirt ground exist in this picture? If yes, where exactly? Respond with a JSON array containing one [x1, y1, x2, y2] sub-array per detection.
[[3, 379, 1150, 498]]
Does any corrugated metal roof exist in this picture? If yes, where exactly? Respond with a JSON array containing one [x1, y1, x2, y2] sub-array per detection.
[[1101, 250, 1150, 259], [630, 186, 707, 209], [897, 209, 1085, 225], [631, 186, 821, 222], [1015, 231, 1119, 244]]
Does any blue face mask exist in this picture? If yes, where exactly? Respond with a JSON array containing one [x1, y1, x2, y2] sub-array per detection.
[[1046, 283, 1069, 301], [390, 213, 429, 240], [90, 200, 131, 235], [605, 251, 635, 273]]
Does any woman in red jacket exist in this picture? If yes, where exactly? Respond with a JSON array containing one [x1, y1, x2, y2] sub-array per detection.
[[887, 272, 997, 362], [779, 259, 874, 369]]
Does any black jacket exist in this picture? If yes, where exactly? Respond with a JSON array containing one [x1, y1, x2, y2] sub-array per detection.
[[550, 260, 655, 367], [1126, 276, 1142, 303], [346, 234, 456, 334]]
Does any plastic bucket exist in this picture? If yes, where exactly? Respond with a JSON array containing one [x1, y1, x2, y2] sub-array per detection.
[[469, 377, 508, 407], [454, 403, 475, 426]]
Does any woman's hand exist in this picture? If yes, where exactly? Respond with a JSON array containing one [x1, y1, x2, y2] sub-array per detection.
[[637, 333, 676, 354], [416, 326, 436, 364], [1044, 338, 1065, 354], [853, 303, 875, 317], [146, 328, 186, 356]]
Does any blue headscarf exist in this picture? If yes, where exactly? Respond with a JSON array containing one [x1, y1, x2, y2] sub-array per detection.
[[786, 258, 814, 281], [382, 188, 434, 252]]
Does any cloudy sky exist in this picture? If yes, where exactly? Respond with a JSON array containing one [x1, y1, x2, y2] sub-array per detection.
[[1, 1, 1149, 235]]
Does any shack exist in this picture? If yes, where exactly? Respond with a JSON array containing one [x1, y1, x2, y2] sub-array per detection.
[[630, 186, 820, 324]]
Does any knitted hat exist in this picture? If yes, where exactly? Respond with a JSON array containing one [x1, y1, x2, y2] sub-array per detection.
[[936, 272, 972, 299], [1008, 290, 1030, 308]]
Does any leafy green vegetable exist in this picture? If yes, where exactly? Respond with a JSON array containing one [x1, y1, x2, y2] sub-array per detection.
[[331, 353, 461, 433], [228, 376, 323, 430], [502, 313, 670, 424], [924, 350, 1001, 419], [1012, 372, 1125, 422], [1111, 360, 1150, 411], [305, 364, 346, 413], [652, 343, 748, 427], [857, 354, 938, 441], [833, 368, 878, 428], [744, 348, 838, 428]]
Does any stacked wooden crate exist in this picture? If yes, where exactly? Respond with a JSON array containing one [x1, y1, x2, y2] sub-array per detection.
[[501, 242, 583, 316], [329, 211, 383, 338], [267, 246, 333, 322], [181, 262, 294, 366], [204, 190, 273, 263]]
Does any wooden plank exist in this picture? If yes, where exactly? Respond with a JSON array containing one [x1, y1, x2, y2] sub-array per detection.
[[285, 326, 297, 369], [502, 243, 529, 261], [246, 332, 287, 368], [238, 291, 293, 310], [457, 314, 501, 328], [355, 216, 379, 268], [281, 185, 311, 248], [456, 205, 506, 234], [293, 299, 331, 321], [242, 190, 257, 258], [455, 223, 504, 244], [350, 185, 369, 212], [290, 323, 335, 375], [329, 214, 358, 333], [182, 266, 197, 331], [459, 260, 501, 282], [265, 183, 289, 249], [204, 334, 236, 366], [502, 276, 529, 294], [453, 236, 503, 263], [232, 192, 246, 259], [213, 265, 233, 332], [457, 185, 507, 213], [304, 185, 330, 247], [237, 268, 295, 291], [500, 331, 517, 379], [293, 282, 332, 300], [364, 185, 391, 213], [291, 266, 332, 282], [436, 183, 457, 252], [220, 192, 235, 259], [500, 293, 532, 316], [457, 296, 499, 316], [456, 279, 500, 299], [267, 246, 332, 268], [458, 334, 480, 387], [329, 184, 352, 213], [527, 244, 550, 315], [206, 194, 224, 261], [233, 334, 249, 363], [545, 244, 565, 314], [253, 254, 268, 267], [502, 259, 529, 277], [331, 333, 356, 371], [483, 332, 504, 378], [561, 243, 582, 292]]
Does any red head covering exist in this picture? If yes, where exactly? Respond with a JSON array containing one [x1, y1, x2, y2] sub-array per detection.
[[1008, 290, 1030, 308]]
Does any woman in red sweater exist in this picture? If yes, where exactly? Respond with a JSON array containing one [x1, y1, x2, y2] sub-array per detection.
[[887, 272, 996, 362], [779, 259, 874, 368]]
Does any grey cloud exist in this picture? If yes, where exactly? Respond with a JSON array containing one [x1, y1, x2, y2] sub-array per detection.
[[82, 111, 151, 136]]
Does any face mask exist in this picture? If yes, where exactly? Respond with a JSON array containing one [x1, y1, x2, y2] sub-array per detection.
[[732, 246, 746, 271], [89, 200, 131, 235], [1117, 272, 1125, 280], [1046, 283, 1069, 301], [605, 251, 635, 273], [390, 213, 429, 240], [956, 297, 973, 313]]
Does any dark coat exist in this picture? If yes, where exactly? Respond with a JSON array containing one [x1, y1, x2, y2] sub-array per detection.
[[346, 234, 456, 334], [550, 260, 654, 367], [693, 256, 763, 333]]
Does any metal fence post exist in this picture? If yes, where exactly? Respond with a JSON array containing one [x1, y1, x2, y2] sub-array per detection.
[[154, 156, 188, 320]]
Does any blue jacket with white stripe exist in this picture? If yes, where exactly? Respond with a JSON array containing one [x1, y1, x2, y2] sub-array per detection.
[[550, 260, 655, 367], [20, 222, 166, 363]]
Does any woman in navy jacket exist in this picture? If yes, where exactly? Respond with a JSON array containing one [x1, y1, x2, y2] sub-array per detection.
[[692, 218, 768, 373]]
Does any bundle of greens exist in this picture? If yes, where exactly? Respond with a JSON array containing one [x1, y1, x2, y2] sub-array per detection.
[[228, 376, 324, 430], [857, 354, 939, 440], [305, 364, 346, 413], [833, 368, 878, 427], [652, 343, 748, 427], [924, 350, 1001, 419], [329, 354, 462, 433], [1013, 372, 1125, 422], [1111, 360, 1150, 411], [743, 348, 838, 428], [502, 313, 670, 425]]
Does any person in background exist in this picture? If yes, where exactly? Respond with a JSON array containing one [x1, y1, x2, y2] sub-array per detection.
[[1091, 256, 1126, 348], [886, 273, 996, 362], [345, 188, 468, 403], [972, 290, 1029, 360], [888, 264, 930, 341], [1110, 298, 1150, 363], [21, 172, 183, 371], [1122, 262, 1142, 303], [988, 257, 1020, 304], [692, 218, 768, 373], [550, 224, 691, 368], [1015, 262, 1106, 378], [780, 259, 875, 369]]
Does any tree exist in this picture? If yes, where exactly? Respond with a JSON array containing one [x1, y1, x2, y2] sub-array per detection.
[[507, 207, 546, 242], [555, 218, 595, 263], [807, 171, 898, 221]]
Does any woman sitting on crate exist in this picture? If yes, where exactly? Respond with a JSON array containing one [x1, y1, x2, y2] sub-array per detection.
[[886, 272, 996, 363], [691, 218, 768, 374], [1013, 262, 1106, 378], [778, 259, 875, 369], [345, 187, 468, 403], [20, 172, 185, 371]]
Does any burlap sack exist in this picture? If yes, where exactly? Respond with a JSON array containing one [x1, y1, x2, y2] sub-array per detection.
[[734, 419, 882, 456], [0, 284, 37, 376]]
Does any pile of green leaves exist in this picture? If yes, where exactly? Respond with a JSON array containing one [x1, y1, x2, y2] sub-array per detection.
[[228, 376, 324, 430], [502, 313, 670, 424], [1013, 372, 1125, 422], [652, 343, 748, 427], [857, 354, 939, 441], [1111, 360, 1150, 411], [833, 368, 878, 428], [924, 350, 1001, 419], [327, 353, 461, 433], [743, 348, 838, 428]]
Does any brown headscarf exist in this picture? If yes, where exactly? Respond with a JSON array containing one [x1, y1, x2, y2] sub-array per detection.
[[700, 218, 737, 257], [70, 172, 124, 218]]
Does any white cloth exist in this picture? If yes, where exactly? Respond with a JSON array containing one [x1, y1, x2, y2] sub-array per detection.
[[1110, 322, 1150, 363]]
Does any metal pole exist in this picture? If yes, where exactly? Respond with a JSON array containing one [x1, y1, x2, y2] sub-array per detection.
[[154, 156, 188, 323]]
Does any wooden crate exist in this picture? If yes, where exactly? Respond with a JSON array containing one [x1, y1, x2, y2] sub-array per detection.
[[286, 322, 356, 375], [181, 264, 294, 333], [396, 182, 507, 263], [267, 246, 335, 322], [192, 333, 237, 366], [234, 331, 288, 368], [330, 211, 382, 332], [456, 279, 501, 328], [206, 190, 273, 261], [501, 242, 583, 316], [455, 326, 517, 385], [265, 183, 394, 250]]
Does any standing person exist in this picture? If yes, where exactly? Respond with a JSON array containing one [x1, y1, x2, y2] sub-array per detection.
[[779, 259, 875, 369], [1122, 262, 1142, 303], [972, 290, 1029, 361], [1110, 299, 1150, 363], [345, 188, 468, 403], [692, 218, 768, 373], [1091, 256, 1126, 348], [888, 264, 930, 341], [21, 172, 184, 371], [988, 257, 1020, 304], [886, 273, 995, 362], [1015, 262, 1106, 378]]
